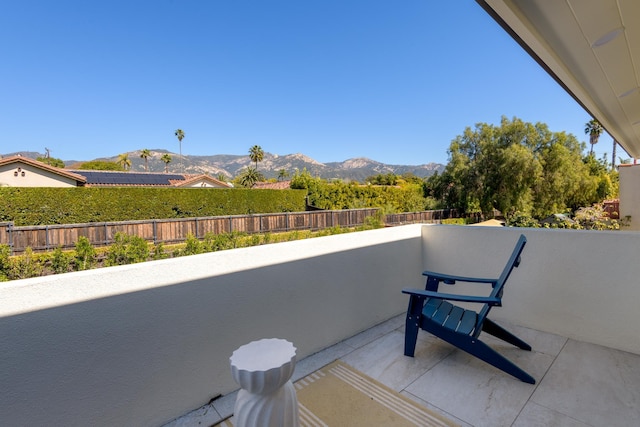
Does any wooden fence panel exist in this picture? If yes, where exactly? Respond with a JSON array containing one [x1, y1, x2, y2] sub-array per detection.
[[1, 208, 455, 254]]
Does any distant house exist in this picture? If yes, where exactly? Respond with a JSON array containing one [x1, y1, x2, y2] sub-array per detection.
[[0, 156, 231, 188], [0, 156, 87, 187]]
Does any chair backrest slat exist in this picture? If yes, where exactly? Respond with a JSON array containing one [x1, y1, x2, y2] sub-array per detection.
[[475, 234, 527, 335]]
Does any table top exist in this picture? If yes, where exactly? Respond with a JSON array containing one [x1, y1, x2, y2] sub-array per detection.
[[230, 338, 297, 372]]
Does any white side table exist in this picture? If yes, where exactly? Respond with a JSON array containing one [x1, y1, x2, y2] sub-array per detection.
[[230, 338, 299, 427]]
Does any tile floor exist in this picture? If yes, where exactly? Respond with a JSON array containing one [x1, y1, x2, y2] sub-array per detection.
[[166, 315, 640, 427]]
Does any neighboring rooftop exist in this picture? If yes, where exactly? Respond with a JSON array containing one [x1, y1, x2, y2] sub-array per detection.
[[67, 170, 187, 187]]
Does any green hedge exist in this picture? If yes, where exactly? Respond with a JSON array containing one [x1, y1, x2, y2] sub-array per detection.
[[0, 187, 307, 226]]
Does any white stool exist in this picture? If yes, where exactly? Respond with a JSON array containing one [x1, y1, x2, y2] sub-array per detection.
[[230, 338, 299, 427]]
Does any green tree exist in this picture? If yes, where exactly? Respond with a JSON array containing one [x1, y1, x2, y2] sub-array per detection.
[[78, 160, 124, 171], [238, 166, 264, 188], [277, 168, 289, 181], [117, 153, 131, 171], [175, 129, 185, 171], [140, 149, 151, 172], [428, 116, 608, 219], [249, 145, 264, 170], [585, 119, 603, 155], [366, 173, 398, 186], [36, 156, 65, 168], [161, 153, 172, 173]]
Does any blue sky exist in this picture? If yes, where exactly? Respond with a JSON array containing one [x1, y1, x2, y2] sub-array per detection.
[[0, 1, 619, 166]]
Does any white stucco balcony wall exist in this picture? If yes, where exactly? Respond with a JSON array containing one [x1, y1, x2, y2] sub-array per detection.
[[421, 225, 640, 356], [1, 223, 639, 426], [0, 224, 423, 427]]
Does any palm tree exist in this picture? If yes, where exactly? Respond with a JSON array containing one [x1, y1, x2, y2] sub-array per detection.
[[239, 167, 264, 188], [140, 149, 151, 172], [175, 129, 185, 171], [584, 119, 603, 155], [612, 139, 617, 171], [117, 153, 131, 171], [277, 168, 289, 181], [249, 145, 264, 170], [161, 153, 172, 173]]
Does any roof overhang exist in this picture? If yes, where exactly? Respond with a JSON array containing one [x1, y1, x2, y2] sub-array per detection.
[[477, 0, 640, 158]]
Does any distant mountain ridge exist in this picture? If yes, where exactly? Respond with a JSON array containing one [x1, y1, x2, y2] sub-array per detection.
[[4, 150, 445, 182]]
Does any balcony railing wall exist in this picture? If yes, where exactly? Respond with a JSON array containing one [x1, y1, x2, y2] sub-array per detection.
[[0, 224, 423, 427], [2, 224, 640, 426]]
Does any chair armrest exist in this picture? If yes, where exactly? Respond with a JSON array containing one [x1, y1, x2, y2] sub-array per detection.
[[402, 288, 501, 305], [422, 270, 498, 285]]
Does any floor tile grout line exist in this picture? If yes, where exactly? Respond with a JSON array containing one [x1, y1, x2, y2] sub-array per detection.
[[509, 336, 571, 426]]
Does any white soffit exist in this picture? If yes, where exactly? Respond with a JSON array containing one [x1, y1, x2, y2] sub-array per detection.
[[478, 0, 640, 158]]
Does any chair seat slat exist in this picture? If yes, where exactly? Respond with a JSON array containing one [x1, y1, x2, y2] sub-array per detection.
[[442, 305, 465, 330], [422, 298, 442, 318], [457, 309, 477, 335], [430, 300, 453, 325]]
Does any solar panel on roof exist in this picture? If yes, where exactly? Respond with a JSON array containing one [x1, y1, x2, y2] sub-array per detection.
[[70, 170, 189, 186]]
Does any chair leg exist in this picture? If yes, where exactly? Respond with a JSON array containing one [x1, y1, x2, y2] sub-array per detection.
[[424, 322, 536, 384], [404, 296, 424, 357], [482, 318, 531, 351], [468, 339, 536, 384]]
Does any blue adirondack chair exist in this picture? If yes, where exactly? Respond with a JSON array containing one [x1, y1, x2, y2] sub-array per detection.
[[402, 234, 535, 384]]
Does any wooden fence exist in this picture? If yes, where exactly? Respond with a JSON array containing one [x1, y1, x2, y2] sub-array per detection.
[[0, 208, 459, 255]]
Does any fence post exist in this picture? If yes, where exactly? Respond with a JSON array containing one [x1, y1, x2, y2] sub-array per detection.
[[6, 222, 14, 256], [153, 220, 157, 244]]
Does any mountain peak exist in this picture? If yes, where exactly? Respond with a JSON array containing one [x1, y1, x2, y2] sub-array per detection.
[[4, 150, 444, 181]]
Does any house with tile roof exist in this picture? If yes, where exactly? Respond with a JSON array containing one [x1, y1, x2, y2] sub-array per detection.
[[0, 155, 87, 187]]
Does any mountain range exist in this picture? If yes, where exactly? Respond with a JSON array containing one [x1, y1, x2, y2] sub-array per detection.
[[5, 150, 445, 182]]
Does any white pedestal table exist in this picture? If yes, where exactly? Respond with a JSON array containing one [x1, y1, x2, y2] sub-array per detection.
[[230, 338, 299, 427]]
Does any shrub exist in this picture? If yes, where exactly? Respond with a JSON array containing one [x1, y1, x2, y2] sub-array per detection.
[[75, 236, 97, 270], [152, 243, 168, 260], [126, 235, 151, 263], [506, 212, 540, 228], [51, 247, 73, 274], [105, 232, 129, 266], [0, 187, 307, 226], [105, 233, 151, 266], [0, 244, 12, 281], [180, 233, 203, 256], [8, 247, 43, 280]]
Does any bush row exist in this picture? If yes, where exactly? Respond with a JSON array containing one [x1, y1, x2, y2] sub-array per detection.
[[0, 219, 383, 281], [0, 187, 307, 226]]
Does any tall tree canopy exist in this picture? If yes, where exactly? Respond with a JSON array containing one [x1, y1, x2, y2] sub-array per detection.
[[584, 119, 603, 155], [117, 153, 131, 171], [161, 153, 172, 173], [426, 116, 614, 220], [249, 145, 264, 170], [174, 129, 185, 171], [140, 149, 151, 172]]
